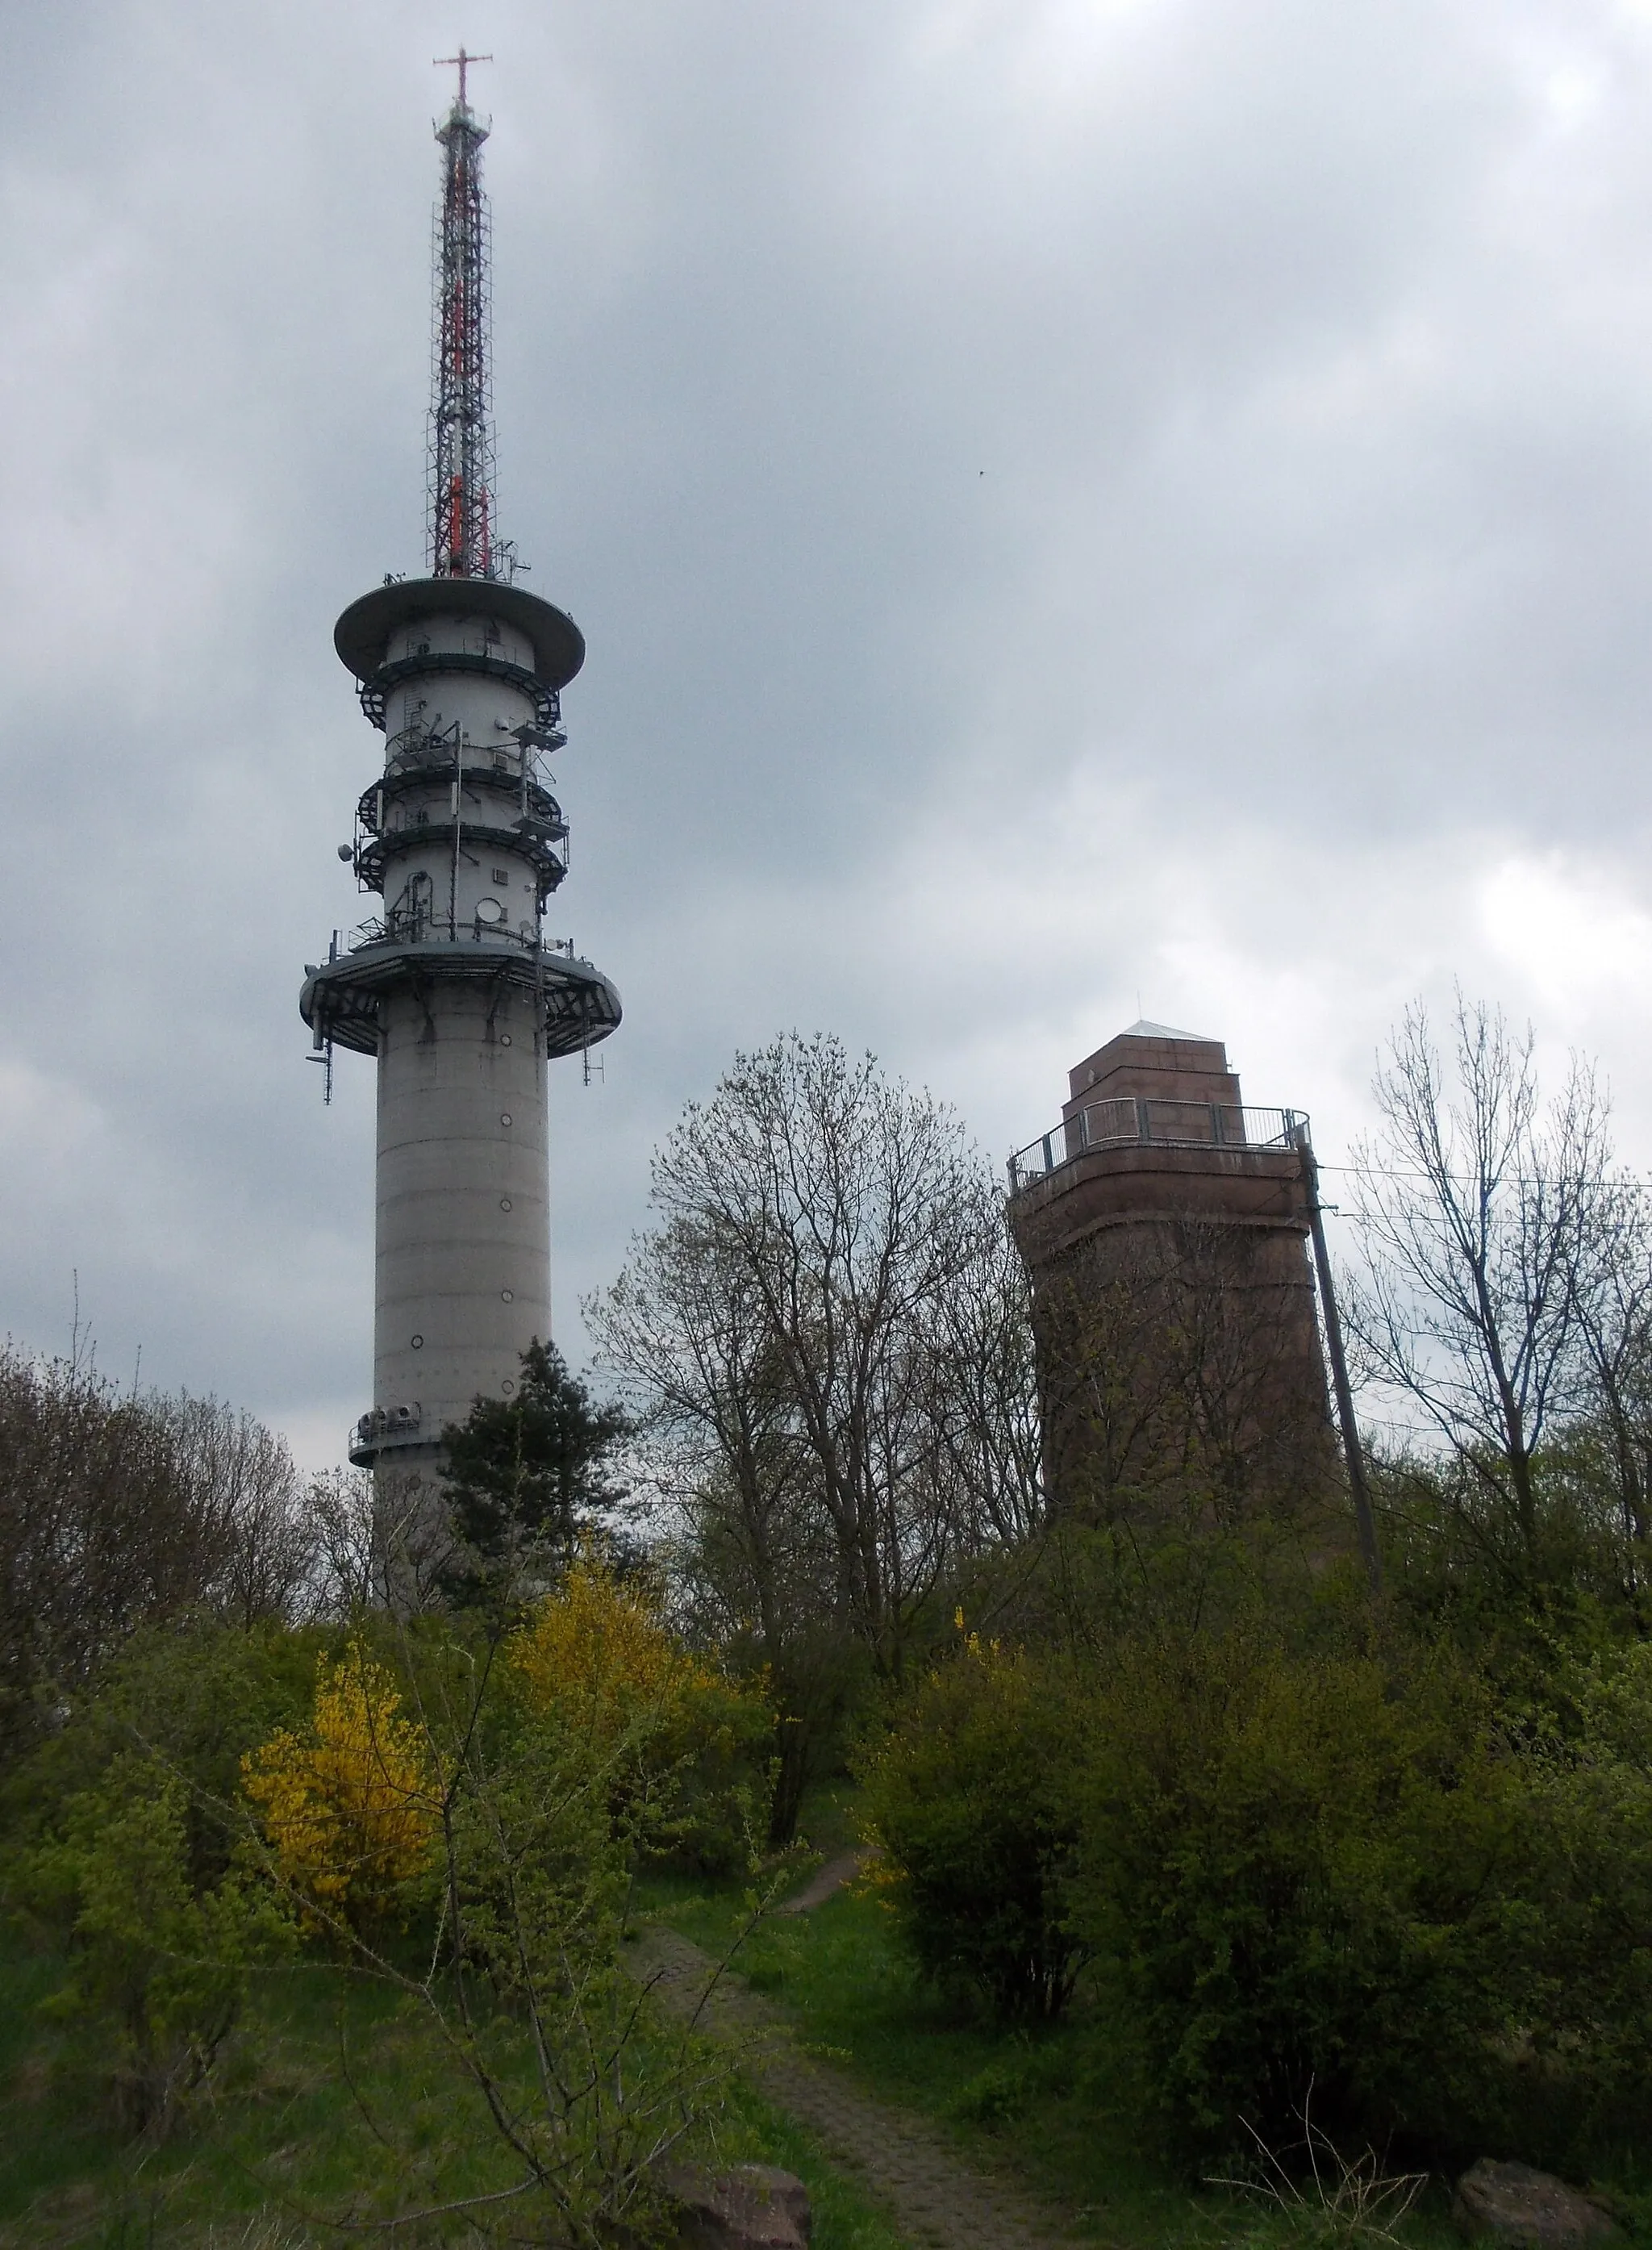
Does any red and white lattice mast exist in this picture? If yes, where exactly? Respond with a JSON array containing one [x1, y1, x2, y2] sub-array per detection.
[[301, 56, 620, 1481], [430, 48, 496, 580]]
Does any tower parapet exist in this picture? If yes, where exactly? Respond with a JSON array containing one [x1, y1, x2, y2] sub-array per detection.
[[301, 61, 620, 1476]]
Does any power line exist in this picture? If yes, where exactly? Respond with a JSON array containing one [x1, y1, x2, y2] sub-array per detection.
[[1314, 1161, 1649, 1192]]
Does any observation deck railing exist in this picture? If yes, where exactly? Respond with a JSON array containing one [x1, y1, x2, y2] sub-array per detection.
[[1007, 1100, 1304, 1195], [348, 912, 548, 952]]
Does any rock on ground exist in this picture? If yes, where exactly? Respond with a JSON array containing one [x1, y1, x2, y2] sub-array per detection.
[[665, 2164, 812, 2250], [1453, 2160, 1623, 2250]]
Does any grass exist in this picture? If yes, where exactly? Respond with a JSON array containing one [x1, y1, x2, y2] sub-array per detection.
[[0, 1936, 525, 2245], [0, 1778, 1533, 2250], [0, 1917, 904, 2250], [712, 2079, 908, 2250]]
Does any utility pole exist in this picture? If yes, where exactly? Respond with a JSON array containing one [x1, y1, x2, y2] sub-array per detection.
[[1293, 1123, 1383, 1595]]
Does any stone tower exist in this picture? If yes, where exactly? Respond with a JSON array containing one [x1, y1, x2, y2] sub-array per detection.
[[1007, 1022, 1331, 1518]]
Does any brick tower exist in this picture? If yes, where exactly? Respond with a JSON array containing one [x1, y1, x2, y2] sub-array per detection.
[[1007, 1023, 1331, 1519]]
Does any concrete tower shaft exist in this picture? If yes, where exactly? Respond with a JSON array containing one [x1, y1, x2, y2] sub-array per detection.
[[373, 978, 549, 1445], [299, 75, 620, 1477]]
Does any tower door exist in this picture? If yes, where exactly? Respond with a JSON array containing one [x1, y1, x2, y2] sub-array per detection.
[[391, 869, 434, 940]]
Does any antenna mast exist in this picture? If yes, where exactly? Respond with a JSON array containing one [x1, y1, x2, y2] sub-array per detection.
[[430, 48, 496, 578]]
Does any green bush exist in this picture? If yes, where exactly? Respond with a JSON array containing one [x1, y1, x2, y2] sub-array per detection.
[[1515, 1643, 1652, 2157], [651, 1669, 777, 1875], [506, 1552, 777, 1877], [858, 1637, 1088, 2021], [0, 1616, 323, 1897], [1066, 1617, 1652, 2167], [15, 1754, 292, 2136], [943, 2040, 1073, 2129]]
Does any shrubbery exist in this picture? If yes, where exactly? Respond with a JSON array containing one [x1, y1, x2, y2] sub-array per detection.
[[511, 1551, 774, 1872], [0, 1559, 770, 2189], [1516, 1643, 1652, 2152], [1070, 1624, 1531, 2154], [861, 1574, 1652, 2169], [242, 1642, 440, 1931], [15, 1752, 292, 2137], [857, 1628, 1088, 2020]]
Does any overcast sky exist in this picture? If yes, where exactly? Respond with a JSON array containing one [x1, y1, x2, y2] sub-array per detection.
[[4, 0, 1652, 1467]]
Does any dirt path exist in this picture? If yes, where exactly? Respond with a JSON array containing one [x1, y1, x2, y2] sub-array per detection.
[[629, 1923, 1088, 2250], [774, 1849, 870, 1915]]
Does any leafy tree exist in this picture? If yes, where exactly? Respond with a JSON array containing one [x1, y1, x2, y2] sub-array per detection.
[[437, 1341, 632, 1605], [0, 1615, 321, 1904]]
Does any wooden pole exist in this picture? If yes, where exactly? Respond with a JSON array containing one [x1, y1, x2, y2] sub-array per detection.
[[1294, 1125, 1383, 1595]]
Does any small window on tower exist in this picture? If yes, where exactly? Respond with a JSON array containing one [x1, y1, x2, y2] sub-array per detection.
[[491, 866, 509, 885]]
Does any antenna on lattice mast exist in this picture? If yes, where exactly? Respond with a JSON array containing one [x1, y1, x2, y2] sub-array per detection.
[[430, 47, 499, 579]]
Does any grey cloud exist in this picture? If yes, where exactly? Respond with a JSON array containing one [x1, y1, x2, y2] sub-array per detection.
[[2, 0, 1650, 1461]]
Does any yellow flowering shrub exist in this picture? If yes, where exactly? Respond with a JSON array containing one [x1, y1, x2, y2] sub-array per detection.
[[511, 1554, 716, 1725], [511, 1555, 774, 1871], [242, 1645, 436, 1929]]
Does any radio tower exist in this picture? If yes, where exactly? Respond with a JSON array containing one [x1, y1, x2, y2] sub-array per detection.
[[301, 53, 620, 1482], [430, 47, 494, 581]]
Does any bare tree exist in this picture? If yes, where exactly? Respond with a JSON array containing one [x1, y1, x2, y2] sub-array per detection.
[[596, 1212, 856, 1844], [303, 1462, 468, 1619], [161, 1396, 311, 1628], [918, 1177, 1045, 1547], [1561, 1174, 1652, 1593], [300, 1465, 383, 1617], [1345, 995, 1614, 1576], [599, 1220, 818, 1646], [590, 1035, 1042, 1689], [0, 1348, 320, 1755], [1, 1346, 188, 1749]]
